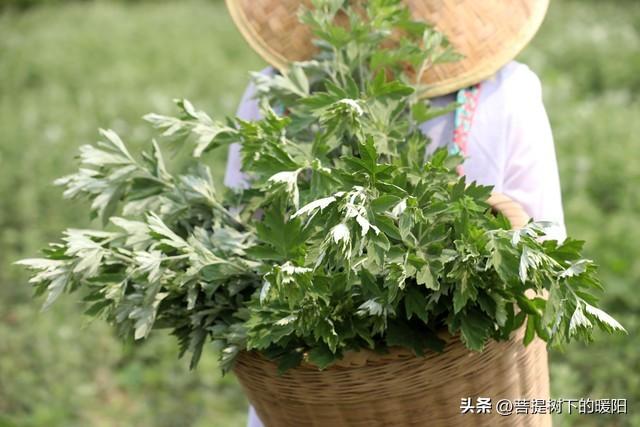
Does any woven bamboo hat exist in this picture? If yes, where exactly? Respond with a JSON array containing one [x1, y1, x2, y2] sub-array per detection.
[[226, 0, 550, 97]]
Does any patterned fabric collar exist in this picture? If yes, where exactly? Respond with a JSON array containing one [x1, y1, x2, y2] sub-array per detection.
[[450, 84, 482, 175]]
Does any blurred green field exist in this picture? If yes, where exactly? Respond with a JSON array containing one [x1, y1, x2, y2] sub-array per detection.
[[0, 1, 638, 426]]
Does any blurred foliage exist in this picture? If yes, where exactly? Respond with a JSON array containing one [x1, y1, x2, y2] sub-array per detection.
[[0, 0, 223, 12], [521, 2, 640, 426], [0, 1, 261, 426], [0, 0, 638, 426]]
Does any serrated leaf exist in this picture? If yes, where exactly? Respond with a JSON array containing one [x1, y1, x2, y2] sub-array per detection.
[[277, 350, 304, 374], [523, 315, 536, 346], [560, 259, 592, 278], [569, 304, 592, 335], [358, 299, 384, 316], [459, 310, 491, 351], [292, 195, 337, 218], [416, 265, 438, 290], [584, 303, 626, 333], [371, 195, 402, 213], [307, 345, 337, 370], [453, 272, 476, 314], [404, 287, 429, 323], [42, 274, 70, 310], [411, 101, 458, 123]]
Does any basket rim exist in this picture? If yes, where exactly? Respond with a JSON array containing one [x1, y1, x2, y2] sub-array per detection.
[[236, 319, 545, 372]]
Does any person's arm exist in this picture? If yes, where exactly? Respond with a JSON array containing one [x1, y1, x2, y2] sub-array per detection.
[[501, 65, 567, 242]]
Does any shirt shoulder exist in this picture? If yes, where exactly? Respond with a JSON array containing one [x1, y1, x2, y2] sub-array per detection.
[[463, 61, 547, 189], [481, 61, 544, 110], [471, 61, 546, 148]]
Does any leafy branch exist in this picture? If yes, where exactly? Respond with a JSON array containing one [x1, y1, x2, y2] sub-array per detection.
[[18, 0, 624, 373]]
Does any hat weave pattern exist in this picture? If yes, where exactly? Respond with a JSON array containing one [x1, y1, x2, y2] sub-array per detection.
[[226, 0, 549, 97]]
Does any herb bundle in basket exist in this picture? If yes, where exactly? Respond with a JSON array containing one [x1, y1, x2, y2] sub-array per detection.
[[19, 0, 624, 425]]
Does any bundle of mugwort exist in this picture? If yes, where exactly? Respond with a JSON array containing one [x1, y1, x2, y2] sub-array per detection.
[[19, 0, 624, 374]]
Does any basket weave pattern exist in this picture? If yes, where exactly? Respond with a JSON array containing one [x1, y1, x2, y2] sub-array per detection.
[[233, 194, 552, 427], [235, 328, 550, 426]]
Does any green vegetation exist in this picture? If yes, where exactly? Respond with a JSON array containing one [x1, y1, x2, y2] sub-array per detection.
[[0, 0, 188, 12], [1, 0, 638, 426], [521, 3, 640, 426], [19, 0, 622, 379], [0, 2, 260, 426]]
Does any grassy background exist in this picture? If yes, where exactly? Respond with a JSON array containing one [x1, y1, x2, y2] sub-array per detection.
[[0, 1, 638, 426]]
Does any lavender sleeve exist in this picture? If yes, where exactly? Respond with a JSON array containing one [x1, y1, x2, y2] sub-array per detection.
[[224, 68, 274, 190]]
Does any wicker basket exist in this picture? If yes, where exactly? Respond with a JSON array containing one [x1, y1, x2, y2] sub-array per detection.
[[234, 193, 552, 427]]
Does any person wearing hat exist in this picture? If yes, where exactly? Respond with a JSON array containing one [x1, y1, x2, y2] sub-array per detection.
[[223, 1, 565, 425]]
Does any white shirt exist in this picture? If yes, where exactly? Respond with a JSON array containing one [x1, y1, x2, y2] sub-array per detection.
[[225, 60, 566, 427]]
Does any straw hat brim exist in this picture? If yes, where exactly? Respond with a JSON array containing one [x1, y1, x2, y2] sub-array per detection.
[[226, 0, 549, 98]]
